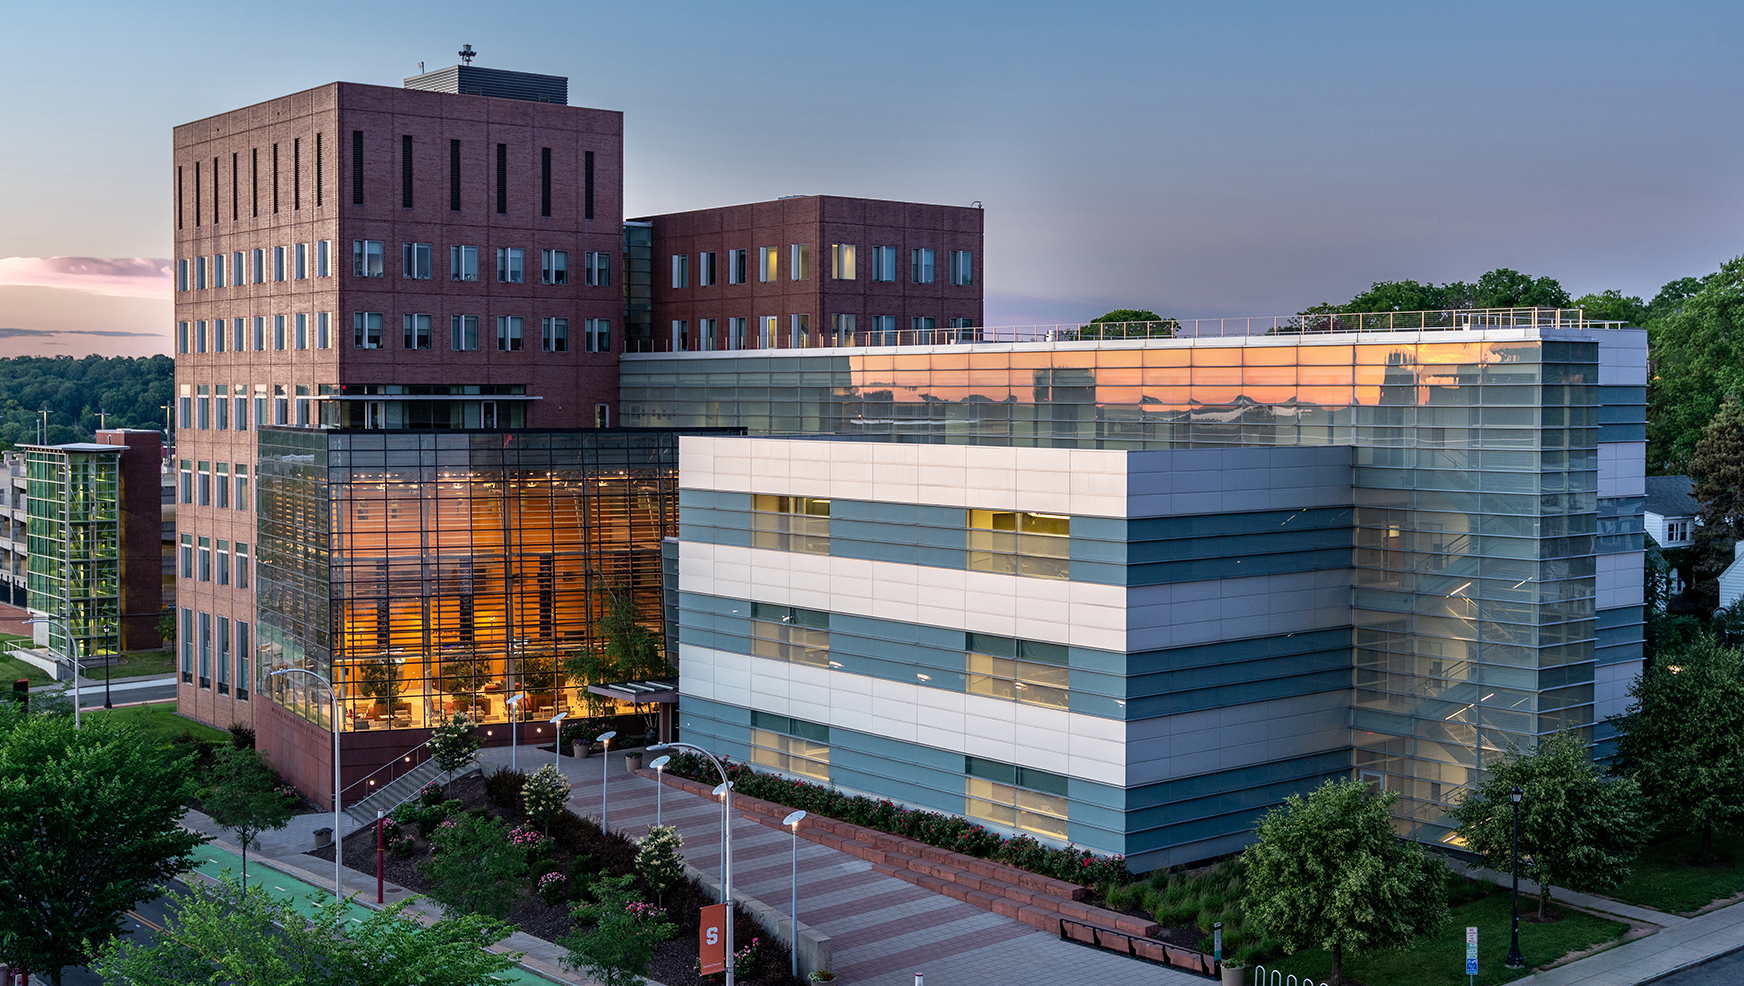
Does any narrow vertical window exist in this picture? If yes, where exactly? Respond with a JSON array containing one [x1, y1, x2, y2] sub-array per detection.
[[271, 143, 280, 213], [194, 160, 201, 227], [351, 130, 364, 204], [402, 134, 414, 208], [315, 132, 323, 206], [496, 143, 507, 214], [541, 147, 552, 217], [251, 148, 258, 217], [293, 137, 301, 210], [791, 243, 811, 280], [449, 139, 461, 211], [176, 261, 187, 292], [584, 150, 594, 220], [211, 156, 218, 225], [231, 152, 238, 221], [176, 165, 184, 230]]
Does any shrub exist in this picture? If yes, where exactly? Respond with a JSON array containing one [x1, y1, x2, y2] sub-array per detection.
[[635, 825, 684, 903], [484, 767, 528, 816], [523, 764, 571, 831], [561, 873, 675, 986], [226, 722, 256, 749], [538, 871, 569, 906], [417, 813, 527, 919]]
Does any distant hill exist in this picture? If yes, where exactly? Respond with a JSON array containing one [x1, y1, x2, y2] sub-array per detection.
[[0, 355, 174, 449]]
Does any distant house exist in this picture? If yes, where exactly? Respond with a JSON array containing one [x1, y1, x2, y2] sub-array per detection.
[[1644, 476, 1699, 549], [1720, 545, 1744, 612]]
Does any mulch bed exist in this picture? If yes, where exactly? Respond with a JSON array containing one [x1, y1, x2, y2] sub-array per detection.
[[308, 769, 803, 986]]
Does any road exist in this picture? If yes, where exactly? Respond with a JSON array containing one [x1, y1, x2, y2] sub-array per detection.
[[1651, 946, 1744, 985], [60, 673, 178, 709], [51, 884, 178, 986]]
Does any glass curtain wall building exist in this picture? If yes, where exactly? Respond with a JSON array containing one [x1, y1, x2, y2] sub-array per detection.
[[626, 321, 1648, 843], [23, 444, 123, 661], [256, 429, 679, 736]]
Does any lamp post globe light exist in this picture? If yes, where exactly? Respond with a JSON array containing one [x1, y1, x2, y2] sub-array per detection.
[[1506, 784, 1525, 969], [268, 667, 343, 900], [650, 754, 671, 828], [548, 711, 568, 770], [651, 741, 737, 986], [597, 730, 617, 833], [23, 618, 81, 730], [784, 809, 807, 977]]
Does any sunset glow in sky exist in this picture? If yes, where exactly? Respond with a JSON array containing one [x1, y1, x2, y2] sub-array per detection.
[[3, 1, 1741, 357]]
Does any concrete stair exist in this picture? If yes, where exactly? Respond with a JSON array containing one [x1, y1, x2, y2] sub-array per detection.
[[342, 757, 443, 832]]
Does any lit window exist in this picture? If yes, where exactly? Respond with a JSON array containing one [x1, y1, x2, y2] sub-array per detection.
[[749, 603, 830, 668], [965, 633, 1069, 710], [352, 240, 383, 277], [790, 243, 810, 281], [965, 758, 1068, 841], [759, 246, 777, 283], [496, 247, 524, 283], [354, 312, 384, 349], [403, 242, 433, 279], [967, 510, 1071, 579], [751, 495, 830, 554], [404, 313, 432, 350], [749, 712, 830, 782], [831, 244, 855, 280], [451, 245, 479, 281]]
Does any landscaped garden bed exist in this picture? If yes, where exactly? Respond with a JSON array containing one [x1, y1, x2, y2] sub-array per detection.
[[309, 769, 804, 986]]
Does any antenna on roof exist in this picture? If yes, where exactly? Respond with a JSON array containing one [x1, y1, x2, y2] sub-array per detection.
[[459, 44, 477, 66]]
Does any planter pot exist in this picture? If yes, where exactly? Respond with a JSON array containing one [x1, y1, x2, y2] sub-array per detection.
[[574, 742, 592, 759], [313, 827, 333, 848], [623, 752, 644, 772], [1220, 964, 1245, 986], [807, 974, 836, 984]]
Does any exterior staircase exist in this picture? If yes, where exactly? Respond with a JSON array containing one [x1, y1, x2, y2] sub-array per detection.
[[341, 756, 444, 833]]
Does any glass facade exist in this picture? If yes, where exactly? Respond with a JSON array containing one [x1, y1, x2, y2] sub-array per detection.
[[24, 446, 122, 660], [625, 330, 1618, 839], [257, 429, 679, 733]]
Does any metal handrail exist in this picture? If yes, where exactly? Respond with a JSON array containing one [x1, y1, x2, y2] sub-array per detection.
[[339, 735, 436, 799], [1057, 917, 1219, 979]]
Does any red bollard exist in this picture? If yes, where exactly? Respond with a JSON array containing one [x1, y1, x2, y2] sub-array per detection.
[[376, 809, 385, 904]]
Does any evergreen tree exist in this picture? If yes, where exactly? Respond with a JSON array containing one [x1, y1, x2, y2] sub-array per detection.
[[1688, 397, 1744, 610]]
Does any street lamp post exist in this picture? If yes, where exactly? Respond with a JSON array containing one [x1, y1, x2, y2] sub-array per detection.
[[269, 667, 343, 901], [548, 711, 568, 771], [24, 618, 80, 730], [597, 730, 617, 833], [650, 754, 671, 828], [784, 810, 807, 977], [651, 741, 737, 986], [1506, 784, 1525, 969], [505, 692, 525, 770]]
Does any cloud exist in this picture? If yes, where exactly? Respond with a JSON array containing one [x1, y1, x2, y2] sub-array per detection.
[[0, 257, 172, 299], [0, 326, 163, 339]]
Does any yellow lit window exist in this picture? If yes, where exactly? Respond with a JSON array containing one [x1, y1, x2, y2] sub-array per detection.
[[967, 510, 1070, 579], [966, 777, 1068, 841], [751, 495, 831, 554]]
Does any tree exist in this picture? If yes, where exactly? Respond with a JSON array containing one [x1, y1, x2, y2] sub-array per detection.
[[1241, 778, 1447, 984], [1647, 257, 1744, 475], [1610, 636, 1744, 859], [1688, 397, 1744, 611], [0, 714, 206, 986], [0, 354, 174, 451], [417, 813, 527, 919], [95, 874, 519, 986], [204, 746, 296, 891], [561, 872, 676, 986], [1306, 269, 1573, 317], [156, 608, 177, 646], [523, 763, 571, 833], [1082, 309, 1176, 339], [1469, 268, 1572, 309], [428, 712, 483, 791], [635, 824, 685, 905], [1449, 732, 1650, 919], [1572, 289, 1649, 325]]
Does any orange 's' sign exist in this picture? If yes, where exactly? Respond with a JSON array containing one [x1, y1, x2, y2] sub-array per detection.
[[699, 903, 727, 975]]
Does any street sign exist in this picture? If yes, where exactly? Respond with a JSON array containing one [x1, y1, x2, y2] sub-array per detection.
[[700, 903, 727, 975], [1213, 921, 1223, 963], [1466, 925, 1478, 976]]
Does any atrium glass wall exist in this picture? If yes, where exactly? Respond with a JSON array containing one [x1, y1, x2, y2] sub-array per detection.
[[257, 429, 678, 733], [623, 331, 1609, 839], [23, 445, 122, 660]]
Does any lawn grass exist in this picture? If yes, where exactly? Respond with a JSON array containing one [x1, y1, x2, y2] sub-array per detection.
[[86, 701, 229, 746], [1607, 829, 1744, 914], [110, 649, 176, 679], [0, 653, 55, 687], [1257, 894, 1626, 986]]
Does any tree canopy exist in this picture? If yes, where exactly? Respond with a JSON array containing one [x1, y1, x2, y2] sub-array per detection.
[[0, 354, 174, 450], [1090, 309, 1164, 323], [1687, 397, 1744, 608], [1644, 258, 1744, 474], [1305, 268, 1573, 314], [203, 746, 297, 891]]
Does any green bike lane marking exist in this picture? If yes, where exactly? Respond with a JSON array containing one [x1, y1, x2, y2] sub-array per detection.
[[186, 843, 564, 986]]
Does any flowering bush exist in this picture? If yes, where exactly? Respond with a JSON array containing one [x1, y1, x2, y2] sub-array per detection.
[[522, 763, 571, 832], [695, 937, 760, 983], [417, 780, 445, 807], [537, 870, 569, 906], [507, 821, 555, 859], [624, 900, 666, 921], [665, 752, 1131, 889]]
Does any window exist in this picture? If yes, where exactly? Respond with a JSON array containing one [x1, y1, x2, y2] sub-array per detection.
[[353, 240, 384, 277], [1666, 520, 1692, 544], [540, 146, 551, 217], [749, 712, 830, 782], [233, 250, 244, 282], [195, 256, 207, 290], [249, 248, 262, 284], [236, 543, 249, 589], [671, 254, 689, 289], [830, 314, 857, 346], [542, 249, 568, 284], [584, 318, 610, 353], [584, 149, 594, 219], [497, 316, 524, 351], [253, 391, 266, 431], [213, 253, 226, 287], [274, 386, 288, 425], [404, 313, 432, 350], [177, 322, 188, 354], [215, 389, 229, 430], [273, 245, 285, 281], [699, 317, 717, 351], [236, 621, 250, 699], [216, 538, 230, 585], [495, 142, 507, 214], [950, 250, 973, 286], [216, 616, 230, 693], [948, 317, 975, 341], [670, 320, 688, 352], [761, 315, 777, 349], [294, 313, 308, 350], [296, 388, 310, 427], [911, 316, 936, 343], [232, 317, 246, 352], [451, 315, 480, 351], [235, 393, 248, 431], [352, 129, 365, 203], [831, 243, 855, 280], [252, 316, 264, 351], [403, 242, 432, 279], [294, 242, 307, 279], [179, 534, 193, 577], [790, 313, 810, 348], [759, 246, 777, 282], [542, 317, 568, 352], [317, 240, 331, 277], [728, 317, 748, 350], [965, 758, 1068, 840], [273, 314, 286, 350], [728, 249, 747, 284], [199, 612, 212, 687], [195, 319, 207, 354], [177, 259, 188, 292], [594, 404, 610, 428], [451, 244, 479, 281], [790, 243, 810, 280], [912, 248, 935, 283], [751, 495, 830, 554], [197, 535, 211, 580], [402, 133, 415, 208], [179, 608, 194, 683], [449, 138, 461, 211], [968, 510, 1070, 579], [870, 246, 897, 282], [235, 466, 248, 512], [749, 603, 830, 668], [699, 251, 717, 286], [584, 251, 610, 286], [354, 312, 384, 349], [966, 633, 1069, 710], [197, 388, 210, 428], [317, 311, 330, 349], [496, 247, 524, 283]]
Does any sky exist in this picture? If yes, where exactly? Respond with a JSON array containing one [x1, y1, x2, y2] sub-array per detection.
[[2, 0, 1741, 357]]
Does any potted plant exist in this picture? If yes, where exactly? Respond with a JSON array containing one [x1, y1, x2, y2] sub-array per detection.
[[1220, 959, 1245, 986], [807, 971, 836, 984]]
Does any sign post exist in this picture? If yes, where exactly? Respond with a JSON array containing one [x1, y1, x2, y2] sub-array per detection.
[[1466, 925, 1478, 983], [1213, 921, 1223, 965], [700, 903, 728, 976]]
